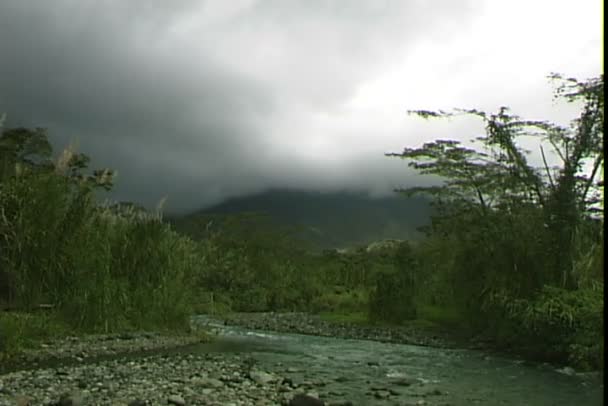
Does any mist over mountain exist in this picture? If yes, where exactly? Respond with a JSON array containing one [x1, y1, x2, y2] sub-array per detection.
[[171, 189, 431, 249]]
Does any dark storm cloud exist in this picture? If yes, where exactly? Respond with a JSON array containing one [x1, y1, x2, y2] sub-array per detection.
[[7, 1, 598, 213], [0, 0, 282, 211]]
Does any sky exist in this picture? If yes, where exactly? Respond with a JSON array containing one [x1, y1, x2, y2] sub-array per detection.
[[0, 0, 603, 213]]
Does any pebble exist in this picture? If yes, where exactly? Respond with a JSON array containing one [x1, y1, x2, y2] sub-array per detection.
[[0, 352, 299, 406], [167, 395, 185, 405]]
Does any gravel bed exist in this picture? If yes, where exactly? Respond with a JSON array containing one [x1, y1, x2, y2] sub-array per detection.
[[0, 324, 341, 406], [0, 352, 328, 406], [1, 332, 209, 374]]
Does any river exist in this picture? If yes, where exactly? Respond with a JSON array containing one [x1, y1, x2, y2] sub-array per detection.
[[190, 316, 603, 405]]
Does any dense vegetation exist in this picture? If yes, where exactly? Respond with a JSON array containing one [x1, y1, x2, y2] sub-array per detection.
[[0, 75, 603, 371], [0, 124, 200, 356], [380, 74, 604, 369]]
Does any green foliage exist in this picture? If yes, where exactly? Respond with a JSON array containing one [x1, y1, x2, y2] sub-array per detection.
[[0, 312, 71, 359], [383, 74, 604, 369], [0, 126, 199, 355], [415, 304, 463, 328], [368, 244, 418, 323], [54, 206, 199, 331], [392, 75, 603, 289], [488, 284, 604, 369], [310, 288, 368, 314], [0, 127, 53, 182], [191, 291, 233, 316], [369, 271, 416, 323], [189, 214, 325, 312]]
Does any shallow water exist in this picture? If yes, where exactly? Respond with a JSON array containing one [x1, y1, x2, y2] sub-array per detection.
[[191, 316, 604, 405]]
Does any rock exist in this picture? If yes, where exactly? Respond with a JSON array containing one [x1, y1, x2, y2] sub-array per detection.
[[57, 392, 83, 406], [387, 372, 420, 386], [279, 385, 292, 393], [289, 394, 325, 406], [127, 400, 148, 406], [249, 370, 278, 385], [374, 390, 391, 399], [557, 366, 576, 376], [193, 377, 224, 388], [306, 391, 320, 399], [167, 395, 186, 405]]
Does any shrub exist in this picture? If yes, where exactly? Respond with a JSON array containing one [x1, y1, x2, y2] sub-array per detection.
[[0, 127, 200, 337]]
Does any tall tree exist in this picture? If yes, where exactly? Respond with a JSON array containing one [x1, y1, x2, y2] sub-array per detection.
[[388, 74, 603, 290]]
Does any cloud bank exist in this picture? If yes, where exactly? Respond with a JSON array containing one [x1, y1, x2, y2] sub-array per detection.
[[0, 0, 601, 212]]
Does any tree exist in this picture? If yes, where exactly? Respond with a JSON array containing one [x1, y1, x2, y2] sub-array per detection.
[[388, 74, 603, 292], [0, 125, 116, 190]]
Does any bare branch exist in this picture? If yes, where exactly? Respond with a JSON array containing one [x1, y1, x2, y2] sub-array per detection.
[[581, 154, 604, 204], [548, 137, 567, 163], [539, 145, 556, 191]]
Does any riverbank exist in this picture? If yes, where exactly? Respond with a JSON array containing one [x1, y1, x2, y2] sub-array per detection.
[[0, 350, 329, 406], [0, 330, 210, 374], [1, 312, 602, 405], [0, 328, 335, 406], [216, 312, 481, 350]]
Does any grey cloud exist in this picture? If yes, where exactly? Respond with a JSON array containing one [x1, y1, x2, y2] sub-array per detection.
[[0, 0, 476, 213]]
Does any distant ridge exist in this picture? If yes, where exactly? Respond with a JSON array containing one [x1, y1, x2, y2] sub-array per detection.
[[170, 189, 431, 249]]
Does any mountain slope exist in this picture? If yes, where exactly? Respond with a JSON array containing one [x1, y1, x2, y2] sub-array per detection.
[[170, 189, 431, 249]]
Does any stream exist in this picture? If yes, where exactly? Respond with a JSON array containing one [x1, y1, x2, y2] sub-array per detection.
[[190, 316, 603, 405]]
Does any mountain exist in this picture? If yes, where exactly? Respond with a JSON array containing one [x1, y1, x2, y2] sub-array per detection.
[[169, 189, 432, 250]]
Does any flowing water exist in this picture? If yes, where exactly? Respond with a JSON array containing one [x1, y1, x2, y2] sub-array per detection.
[[191, 316, 603, 405]]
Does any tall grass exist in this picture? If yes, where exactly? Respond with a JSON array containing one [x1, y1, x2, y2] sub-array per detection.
[[0, 140, 200, 337]]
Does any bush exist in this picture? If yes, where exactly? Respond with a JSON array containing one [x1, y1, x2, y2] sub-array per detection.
[[488, 284, 604, 369], [368, 264, 417, 323], [0, 128, 200, 338], [310, 288, 368, 314], [0, 311, 71, 360]]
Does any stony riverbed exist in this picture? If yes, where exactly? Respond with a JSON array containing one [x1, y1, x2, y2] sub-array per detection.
[[0, 328, 335, 406], [0, 332, 208, 374], [0, 313, 602, 405], [1, 351, 333, 406]]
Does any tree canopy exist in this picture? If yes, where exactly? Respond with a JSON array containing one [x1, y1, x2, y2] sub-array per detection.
[[388, 74, 604, 290]]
